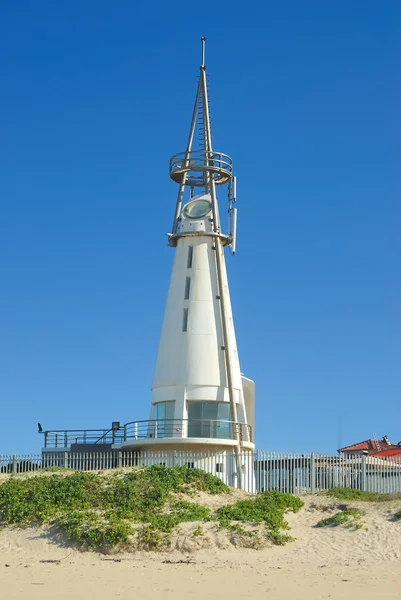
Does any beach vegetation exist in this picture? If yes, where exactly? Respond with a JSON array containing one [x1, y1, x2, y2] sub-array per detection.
[[215, 490, 303, 545], [0, 466, 224, 550], [324, 487, 401, 502], [193, 525, 204, 536], [315, 508, 362, 530], [0, 467, 302, 551]]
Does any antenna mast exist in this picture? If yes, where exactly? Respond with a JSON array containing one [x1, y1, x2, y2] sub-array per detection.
[[169, 38, 238, 255]]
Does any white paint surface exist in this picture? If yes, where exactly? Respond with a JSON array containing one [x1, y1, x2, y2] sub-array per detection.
[[151, 195, 254, 448]]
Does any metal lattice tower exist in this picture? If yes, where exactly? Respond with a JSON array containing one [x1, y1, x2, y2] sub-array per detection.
[[169, 38, 237, 250]]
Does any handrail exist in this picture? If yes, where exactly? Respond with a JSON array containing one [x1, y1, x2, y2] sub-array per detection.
[[44, 428, 114, 433], [41, 419, 252, 449], [169, 149, 233, 186], [170, 149, 233, 160], [123, 419, 252, 444], [93, 428, 113, 444], [42, 428, 125, 449], [123, 418, 244, 426]]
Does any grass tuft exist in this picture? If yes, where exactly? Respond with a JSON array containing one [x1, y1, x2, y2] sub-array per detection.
[[215, 490, 303, 545], [324, 487, 400, 502], [316, 508, 362, 530], [193, 525, 204, 537]]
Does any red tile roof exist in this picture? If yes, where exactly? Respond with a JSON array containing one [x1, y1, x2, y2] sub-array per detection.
[[375, 448, 401, 460], [340, 439, 400, 453]]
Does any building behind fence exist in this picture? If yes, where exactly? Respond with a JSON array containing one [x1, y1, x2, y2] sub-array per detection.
[[1, 450, 401, 495]]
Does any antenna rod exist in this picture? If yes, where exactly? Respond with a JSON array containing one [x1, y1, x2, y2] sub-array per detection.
[[170, 76, 203, 235], [201, 37, 206, 69]]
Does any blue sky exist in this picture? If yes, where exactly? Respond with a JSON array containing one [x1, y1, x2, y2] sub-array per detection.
[[1, 1, 400, 455]]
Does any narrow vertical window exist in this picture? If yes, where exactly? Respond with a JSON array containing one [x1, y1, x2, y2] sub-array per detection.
[[182, 308, 188, 332], [184, 277, 191, 300], [187, 246, 193, 268]]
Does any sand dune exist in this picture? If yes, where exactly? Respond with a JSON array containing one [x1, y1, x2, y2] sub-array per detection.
[[1, 495, 400, 599]]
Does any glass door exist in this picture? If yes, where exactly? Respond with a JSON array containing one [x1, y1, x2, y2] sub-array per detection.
[[153, 402, 175, 438], [187, 402, 231, 439]]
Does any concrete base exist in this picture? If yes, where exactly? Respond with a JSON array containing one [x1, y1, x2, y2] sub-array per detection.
[[120, 437, 255, 452]]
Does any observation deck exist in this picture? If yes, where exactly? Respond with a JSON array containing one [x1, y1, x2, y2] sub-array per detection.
[[169, 150, 233, 187], [42, 419, 253, 451]]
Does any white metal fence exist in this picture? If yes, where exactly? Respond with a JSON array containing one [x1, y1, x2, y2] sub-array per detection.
[[1, 451, 401, 495]]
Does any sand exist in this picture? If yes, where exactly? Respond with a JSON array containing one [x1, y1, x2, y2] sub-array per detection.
[[1, 495, 400, 599]]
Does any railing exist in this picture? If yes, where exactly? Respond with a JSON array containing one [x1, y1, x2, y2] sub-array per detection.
[[41, 420, 252, 449], [1, 451, 401, 495], [42, 428, 125, 449], [169, 149, 233, 186], [123, 419, 252, 443]]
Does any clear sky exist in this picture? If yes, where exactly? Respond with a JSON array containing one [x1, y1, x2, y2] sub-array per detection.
[[1, 1, 400, 455]]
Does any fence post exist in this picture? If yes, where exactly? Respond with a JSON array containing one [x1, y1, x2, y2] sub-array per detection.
[[310, 453, 316, 493], [118, 451, 122, 469], [361, 455, 367, 492], [12, 454, 17, 473], [64, 452, 69, 469]]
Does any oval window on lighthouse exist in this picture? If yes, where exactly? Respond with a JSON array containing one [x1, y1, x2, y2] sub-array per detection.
[[183, 199, 212, 219]]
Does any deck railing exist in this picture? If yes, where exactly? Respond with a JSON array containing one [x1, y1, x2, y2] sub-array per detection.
[[123, 419, 252, 443], [41, 420, 252, 449], [42, 428, 125, 449]]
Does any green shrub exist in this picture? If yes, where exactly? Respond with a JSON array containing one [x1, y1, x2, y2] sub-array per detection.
[[193, 525, 204, 537], [57, 510, 133, 549], [0, 472, 103, 525], [316, 508, 362, 530], [0, 468, 303, 551], [169, 500, 211, 522], [0, 466, 227, 551], [215, 490, 303, 546], [325, 487, 398, 502], [136, 525, 166, 551]]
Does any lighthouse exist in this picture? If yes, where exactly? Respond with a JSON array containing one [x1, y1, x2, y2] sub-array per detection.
[[122, 40, 255, 484]]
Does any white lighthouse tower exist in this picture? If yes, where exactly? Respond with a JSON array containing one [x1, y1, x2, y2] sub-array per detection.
[[123, 39, 255, 486]]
